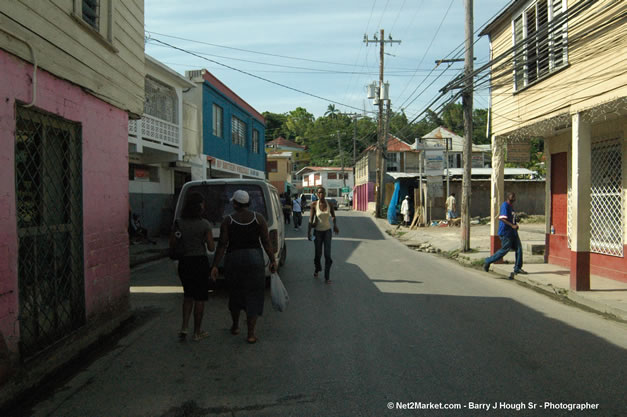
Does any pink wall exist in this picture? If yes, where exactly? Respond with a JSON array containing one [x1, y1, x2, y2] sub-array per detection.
[[0, 50, 130, 355], [354, 183, 374, 211]]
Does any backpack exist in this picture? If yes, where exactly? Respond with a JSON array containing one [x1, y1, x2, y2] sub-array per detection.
[[169, 219, 185, 260]]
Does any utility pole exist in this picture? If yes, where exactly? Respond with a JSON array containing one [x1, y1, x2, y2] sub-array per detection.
[[461, 0, 473, 252], [364, 29, 400, 217], [337, 131, 346, 187]]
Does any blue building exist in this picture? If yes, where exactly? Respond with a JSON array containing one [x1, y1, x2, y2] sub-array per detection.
[[184, 69, 266, 180]]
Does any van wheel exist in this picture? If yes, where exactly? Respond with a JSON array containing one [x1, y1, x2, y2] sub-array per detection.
[[279, 243, 287, 266]]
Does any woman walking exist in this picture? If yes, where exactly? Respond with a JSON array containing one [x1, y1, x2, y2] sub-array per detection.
[[171, 192, 215, 341], [211, 190, 276, 344], [307, 186, 339, 283]]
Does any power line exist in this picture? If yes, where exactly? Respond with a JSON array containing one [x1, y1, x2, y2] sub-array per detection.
[[150, 37, 376, 114]]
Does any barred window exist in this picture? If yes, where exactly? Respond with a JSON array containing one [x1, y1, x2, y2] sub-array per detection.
[[213, 104, 223, 138], [231, 116, 247, 147], [252, 129, 259, 153], [590, 139, 623, 256], [144, 76, 178, 124], [513, 0, 567, 91]]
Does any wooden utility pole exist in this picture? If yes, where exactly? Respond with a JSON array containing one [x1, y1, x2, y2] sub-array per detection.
[[364, 30, 400, 217], [337, 131, 346, 187], [461, 0, 473, 251]]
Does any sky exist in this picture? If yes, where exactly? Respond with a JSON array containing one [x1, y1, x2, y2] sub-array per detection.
[[144, 0, 508, 120]]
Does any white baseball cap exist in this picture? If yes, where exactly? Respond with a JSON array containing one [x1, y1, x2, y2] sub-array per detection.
[[230, 190, 250, 204]]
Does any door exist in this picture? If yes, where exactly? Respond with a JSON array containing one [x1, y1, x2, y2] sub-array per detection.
[[15, 106, 86, 357]]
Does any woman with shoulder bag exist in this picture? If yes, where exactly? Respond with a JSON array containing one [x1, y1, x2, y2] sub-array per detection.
[[171, 192, 215, 341], [211, 190, 277, 344], [307, 186, 339, 284]]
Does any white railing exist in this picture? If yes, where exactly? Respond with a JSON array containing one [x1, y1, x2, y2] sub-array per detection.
[[128, 114, 180, 149]]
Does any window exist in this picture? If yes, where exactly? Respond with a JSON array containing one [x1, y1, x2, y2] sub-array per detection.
[[252, 129, 259, 153], [267, 161, 278, 172], [231, 116, 247, 147], [327, 173, 337, 180], [82, 0, 99, 29], [513, 0, 567, 90], [213, 104, 223, 138], [144, 77, 178, 124]]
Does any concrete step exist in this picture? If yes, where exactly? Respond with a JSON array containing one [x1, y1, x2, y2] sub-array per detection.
[[522, 240, 545, 255]]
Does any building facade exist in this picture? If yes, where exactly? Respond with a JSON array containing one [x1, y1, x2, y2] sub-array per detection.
[[297, 167, 354, 198], [266, 136, 309, 190], [184, 69, 266, 181], [128, 55, 195, 236], [266, 151, 294, 195], [481, 0, 627, 288], [0, 0, 144, 385]]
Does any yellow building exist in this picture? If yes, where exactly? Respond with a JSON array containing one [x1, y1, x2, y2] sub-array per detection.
[[266, 151, 294, 196], [266, 137, 310, 190], [481, 0, 627, 289]]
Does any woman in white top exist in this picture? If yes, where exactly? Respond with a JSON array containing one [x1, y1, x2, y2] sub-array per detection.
[[307, 186, 339, 283]]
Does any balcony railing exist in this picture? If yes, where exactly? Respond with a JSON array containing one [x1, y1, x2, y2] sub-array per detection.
[[129, 114, 180, 150]]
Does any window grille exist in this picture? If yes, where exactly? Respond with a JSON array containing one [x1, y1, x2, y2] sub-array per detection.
[[213, 104, 223, 138], [144, 77, 178, 124], [82, 0, 99, 30], [252, 129, 259, 153], [513, 0, 567, 90], [590, 139, 623, 256], [15, 106, 86, 358], [231, 116, 246, 147]]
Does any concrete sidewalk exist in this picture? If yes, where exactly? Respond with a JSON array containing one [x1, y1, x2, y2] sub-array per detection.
[[372, 216, 627, 322]]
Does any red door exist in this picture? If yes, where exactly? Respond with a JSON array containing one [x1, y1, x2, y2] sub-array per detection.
[[551, 153, 567, 234]]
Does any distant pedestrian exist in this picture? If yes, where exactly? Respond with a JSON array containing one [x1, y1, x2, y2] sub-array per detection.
[[292, 194, 303, 230], [483, 192, 526, 278], [301, 194, 307, 212], [446, 192, 457, 220], [171, 192, 215, 341], [307, 186, 339, 284], [400, 195, 410, 226], [281, 193, 292, 225], [211, 190, 277, 344]]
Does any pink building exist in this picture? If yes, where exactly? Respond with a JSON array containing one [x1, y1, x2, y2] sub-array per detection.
[[0, 2, 145, 394]]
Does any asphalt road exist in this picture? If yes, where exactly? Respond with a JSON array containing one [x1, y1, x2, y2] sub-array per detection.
[[17, 211, 627, 417]]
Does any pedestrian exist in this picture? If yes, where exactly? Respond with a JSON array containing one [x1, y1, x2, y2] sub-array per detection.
[[281, 193, 292, 225], [300, 194, 307, 212], [292, 194, 303, 230], [171, 192, 215, 342], [307, 186, 339, 284], [211, 190, 277, 344], [446, 192, 457, 221], [400, 195, 410, 226], [483, 192, 526, 279]]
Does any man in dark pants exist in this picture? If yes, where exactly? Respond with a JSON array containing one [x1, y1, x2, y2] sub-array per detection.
[[483, 192, 526, 279]]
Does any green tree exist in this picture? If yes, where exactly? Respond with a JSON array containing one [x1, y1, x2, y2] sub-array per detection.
[[324, 104, 339, 119], [472, 108, 489, 144], [285, 107, 314, 144], [262, 111, 288, 141]]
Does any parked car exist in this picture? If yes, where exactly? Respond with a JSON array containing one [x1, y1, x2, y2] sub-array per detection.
[[325, 198, 339, 210], [173, 179, 287, 277]]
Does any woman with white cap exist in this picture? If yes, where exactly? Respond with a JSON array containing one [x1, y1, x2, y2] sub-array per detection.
[[211, 190, 276, 344]]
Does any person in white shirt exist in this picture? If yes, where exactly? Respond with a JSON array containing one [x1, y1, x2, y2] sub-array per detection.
[[446, 192, 457, 220], [292, 194, 303, 230], [400, 195, 410, 226]]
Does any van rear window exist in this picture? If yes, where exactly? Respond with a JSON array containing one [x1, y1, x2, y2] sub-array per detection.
[[186, 184, 268, 225]]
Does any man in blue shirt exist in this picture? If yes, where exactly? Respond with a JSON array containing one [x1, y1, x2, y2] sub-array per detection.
[[483, 192, 526, 278]]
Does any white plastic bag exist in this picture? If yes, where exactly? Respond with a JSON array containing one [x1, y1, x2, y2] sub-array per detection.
[[270, 272, 289, 312]]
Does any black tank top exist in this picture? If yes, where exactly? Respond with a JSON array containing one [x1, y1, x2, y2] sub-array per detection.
[[226, 213, 262, 252]]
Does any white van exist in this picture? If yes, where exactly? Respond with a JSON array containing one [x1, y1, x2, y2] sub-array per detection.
[[173, 179, 286, 277]]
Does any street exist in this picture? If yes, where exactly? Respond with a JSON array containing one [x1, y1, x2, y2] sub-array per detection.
[[17, 211, 627, 417]]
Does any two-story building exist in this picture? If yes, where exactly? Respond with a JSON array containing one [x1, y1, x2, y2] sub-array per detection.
[[481, 0, 627, 289], [128, 55, 196, 235], [421, 126, 491, 169], [184, 69, 266, 181], [354, 135, 416, 212], [0, 0, 144, 392], [266, 151, 295, 196], [266, 136, 310, 190], [297, 167, 354, 199]]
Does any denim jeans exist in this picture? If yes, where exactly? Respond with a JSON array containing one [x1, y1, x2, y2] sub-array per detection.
[[314, 229, 333, 280], [485, 233, 523, 272], [293, 212, 302, 228]]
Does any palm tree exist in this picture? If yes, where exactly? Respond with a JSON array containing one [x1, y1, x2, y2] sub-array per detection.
[[324, 104, 339, 119]]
